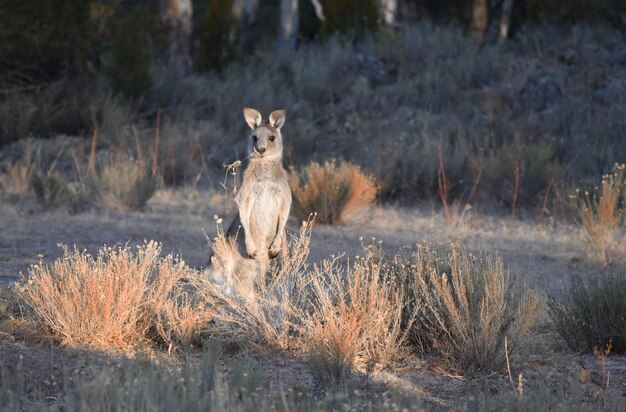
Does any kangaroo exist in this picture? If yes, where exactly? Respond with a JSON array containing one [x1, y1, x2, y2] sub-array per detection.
[[225, 108, 292, 262]]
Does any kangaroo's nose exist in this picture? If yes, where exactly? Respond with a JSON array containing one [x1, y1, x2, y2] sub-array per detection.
[[257, 146, 266, 154]]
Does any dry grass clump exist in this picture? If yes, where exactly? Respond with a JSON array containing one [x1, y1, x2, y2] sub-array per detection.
[[304, 244, 408, 388], [85, 154, 157, 212], [289, 160, 377, 225], [203, 220, 314, 351], [549, 272, 626, 354], [206, 223, 408, 388], [19, 241, 212, 351], [0, 146, 40, 194], [403, 241, 542, 373], [572, 163, 625, 265]]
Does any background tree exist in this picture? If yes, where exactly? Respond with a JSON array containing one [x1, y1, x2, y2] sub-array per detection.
[[278, 0, 300, 51], [162, 0, 193, 76]]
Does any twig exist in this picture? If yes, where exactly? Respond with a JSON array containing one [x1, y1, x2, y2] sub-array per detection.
[[511, 161, 523, 218], [132, 126, 145, 171], [505, 336, 516, 394], [152, 111, 161, 177], [437, 143, 451, 225], [220, 160, 243, 198], [88, 125, 99, 175], [465, 163, 483, 206], [538, 177, 555, 223]]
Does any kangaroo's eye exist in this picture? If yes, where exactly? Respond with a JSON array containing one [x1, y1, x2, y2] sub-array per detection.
[[252, 135, 258, 141], [269, 135, 275, 142]]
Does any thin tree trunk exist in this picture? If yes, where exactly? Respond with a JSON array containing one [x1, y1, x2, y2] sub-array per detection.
[[499, 0, 514, 40], [472, 0, 488, 41], [162, 0, 193, 76], [309, 0, 325, 21], [380, 0, 398, 25], [278, 0, 299, 52], [233, 0, 259, 53]]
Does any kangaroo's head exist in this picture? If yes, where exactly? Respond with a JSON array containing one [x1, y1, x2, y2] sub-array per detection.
[[243, 108, 286, 161]]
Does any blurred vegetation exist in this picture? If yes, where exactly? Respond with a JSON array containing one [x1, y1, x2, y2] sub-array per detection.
[[0, 0, 625, 213], [193, 0, 239, 72], [321, 0, 379, 39]]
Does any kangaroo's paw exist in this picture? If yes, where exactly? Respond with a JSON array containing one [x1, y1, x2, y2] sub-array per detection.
[[245, 245, 257, 259], [268, 238, 282, 259], [268, 249, 280, 259]]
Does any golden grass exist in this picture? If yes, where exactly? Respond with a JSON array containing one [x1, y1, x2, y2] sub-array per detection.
[[85, 153, 156, 212], [206, 221, 408, 387], [0, 147, 39, 194], [19, 241, 212, 351], [572, 163, 624, 265], [289, 160, 377, 225]]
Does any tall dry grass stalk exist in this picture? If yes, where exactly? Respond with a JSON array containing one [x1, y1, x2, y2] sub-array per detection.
[[573, 163, 625, 265], [289, 160, 377, 225], [0, 145, 39, 194], [19, 241, 212, 351], [407, 241, 542, 372]]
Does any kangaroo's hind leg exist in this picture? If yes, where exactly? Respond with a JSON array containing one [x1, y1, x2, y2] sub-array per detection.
[[269, 200, 290, 259]]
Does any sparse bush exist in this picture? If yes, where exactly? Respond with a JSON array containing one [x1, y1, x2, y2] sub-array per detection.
[[304, 244, 408, 388], [571, 164, 625, 265], [549, 272, 626, 353], [85, 154, 157, 212], [19, 241, 212, 350], [403, 241, 542, 373], [29, 170, 72, 209], [204, 220, 313, 351], [207, 220, 407, 383], [289, 160, 377, 225], [0, 148, 39, 194]]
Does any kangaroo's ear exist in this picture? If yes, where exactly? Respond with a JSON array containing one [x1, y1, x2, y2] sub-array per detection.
[[243, 108, 262, 130], [269, 109, 286, 130]]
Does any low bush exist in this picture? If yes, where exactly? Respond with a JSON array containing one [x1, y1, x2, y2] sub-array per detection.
[[289, 160, 377, 225], [19, 241, 212, 351], [549, 272, 626, 353], [0, 146, 39, 194], [571, 163, 625, 265], [304, 244, 408, 389], [29, 170, 72, 209], [400, 241, 542, 373], [85, 154, 157, 212]]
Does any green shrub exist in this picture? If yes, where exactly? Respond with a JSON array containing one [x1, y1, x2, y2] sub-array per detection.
[[549, 273, 626, 353]]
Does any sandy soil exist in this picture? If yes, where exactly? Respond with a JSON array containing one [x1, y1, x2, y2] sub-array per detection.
[[0, 187, 614, 292]]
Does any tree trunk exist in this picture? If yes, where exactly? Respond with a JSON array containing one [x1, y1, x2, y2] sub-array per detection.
[[162, 0, 193, 76], [499, 0, 514, 40], [472, 0, 488, 41], [232, 0, 259, 53], [380, 0, 398, 25], [277, 0, 299, 52]]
